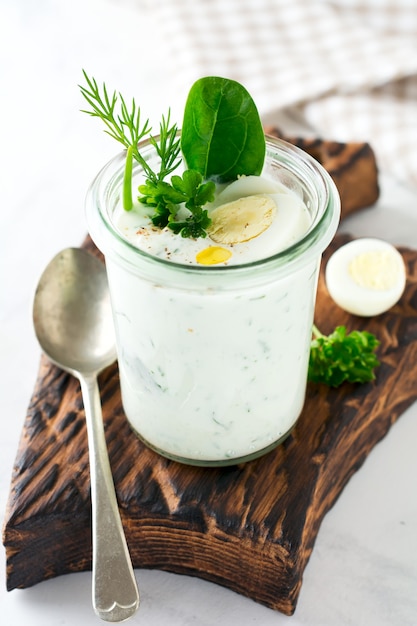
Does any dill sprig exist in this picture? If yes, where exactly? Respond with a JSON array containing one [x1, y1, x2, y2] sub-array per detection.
[[79, 71, 212, 237], [79, 71, 150, 152], [147, 112, 181, 183], [79, 69, 152, 210]]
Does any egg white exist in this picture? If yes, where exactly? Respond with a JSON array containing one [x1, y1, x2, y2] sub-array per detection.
[[325, 238, 406, 316], [211, 175, 286, 207], [207, 174, 311, 250]]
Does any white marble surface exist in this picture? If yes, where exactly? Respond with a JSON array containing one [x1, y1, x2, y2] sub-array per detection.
[[1, 1, 417, 625]]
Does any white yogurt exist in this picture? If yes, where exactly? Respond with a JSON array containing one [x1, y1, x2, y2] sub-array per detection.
[[108, 175, 314, 461], [116, 176, 311, 266], [107, 241, 318, 463], [86, 137, 340, 465]]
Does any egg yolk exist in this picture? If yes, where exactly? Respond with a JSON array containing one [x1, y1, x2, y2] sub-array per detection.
[[196, 246, 232, 265], [349, 251, 400, 291]]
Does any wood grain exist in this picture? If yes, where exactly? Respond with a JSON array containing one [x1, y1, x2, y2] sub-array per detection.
[[3, 235, 417, 615]]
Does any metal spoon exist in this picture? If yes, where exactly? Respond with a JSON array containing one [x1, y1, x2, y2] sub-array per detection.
[[33, 247, 139, 622]]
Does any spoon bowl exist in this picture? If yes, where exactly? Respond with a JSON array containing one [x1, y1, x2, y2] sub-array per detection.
[[33, 247, 116, 375], [33, 247, 139, 622]]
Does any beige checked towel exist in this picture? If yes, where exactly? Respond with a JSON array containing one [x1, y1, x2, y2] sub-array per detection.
[[146, 0, 417, 188]]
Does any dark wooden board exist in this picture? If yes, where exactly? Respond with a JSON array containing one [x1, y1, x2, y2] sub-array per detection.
[[3, 234, 417, 616]]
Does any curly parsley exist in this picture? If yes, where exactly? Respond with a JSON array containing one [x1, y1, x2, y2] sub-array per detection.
[[138, 169, 215, 237], [308, 324, 380, 387]]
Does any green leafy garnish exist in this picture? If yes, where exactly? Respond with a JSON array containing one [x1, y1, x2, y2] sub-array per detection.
[[79, 70, 152, 211], [308, 324, 380, 387], [144, 112, 182, 184], [137, 179, 181, 228], [181, 76, 266, 182], [166, 170, 215, 238], [80, 72, 266, 238], [138, 169, 215, 237], [79, 71, 183, 214]]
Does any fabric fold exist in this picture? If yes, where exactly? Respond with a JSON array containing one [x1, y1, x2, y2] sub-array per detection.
[[149, 0, 417, 186]]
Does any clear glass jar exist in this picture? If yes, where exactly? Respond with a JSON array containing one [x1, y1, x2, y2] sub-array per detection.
[[86, 135, 340, 466]]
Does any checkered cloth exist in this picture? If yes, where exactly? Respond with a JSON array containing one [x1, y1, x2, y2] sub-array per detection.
[[146, 0, 417, 187]]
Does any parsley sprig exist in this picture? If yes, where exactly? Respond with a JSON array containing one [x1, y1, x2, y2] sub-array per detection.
[[139, 170, 214, 237], [79, 71, 212, 237], [308, 324, 380, 387]]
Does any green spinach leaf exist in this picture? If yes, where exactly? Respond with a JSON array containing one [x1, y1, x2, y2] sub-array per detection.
[[181, 76, 265, 183]]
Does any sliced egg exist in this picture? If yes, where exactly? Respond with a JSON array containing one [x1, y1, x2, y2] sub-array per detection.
[[212, 175, 283, 208], [206, 174, 283, 245], [325, 238, 406, 316], [208, 194, 276, 244]]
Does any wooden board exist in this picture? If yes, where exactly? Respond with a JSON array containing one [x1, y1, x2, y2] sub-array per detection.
[[3, 234, 417, 616]]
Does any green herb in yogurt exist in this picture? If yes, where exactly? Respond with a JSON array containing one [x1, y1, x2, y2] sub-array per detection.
[[79, 72, 266, 238]]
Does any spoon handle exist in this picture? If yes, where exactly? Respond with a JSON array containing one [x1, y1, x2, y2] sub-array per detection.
[[80, 374, 139, 622]]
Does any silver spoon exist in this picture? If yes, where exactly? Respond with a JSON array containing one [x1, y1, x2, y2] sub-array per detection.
[[33, 247, 139, 622]]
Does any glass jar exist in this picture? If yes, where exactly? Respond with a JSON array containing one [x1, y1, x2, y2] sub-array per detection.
[[85, 135, 340, 466]]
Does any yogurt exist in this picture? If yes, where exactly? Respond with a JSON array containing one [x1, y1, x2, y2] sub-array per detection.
[[86, 135, 340, 465], [116, 176, 311, 266]]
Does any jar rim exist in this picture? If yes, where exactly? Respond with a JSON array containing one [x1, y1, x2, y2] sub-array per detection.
[[85, 134, 340, 279]]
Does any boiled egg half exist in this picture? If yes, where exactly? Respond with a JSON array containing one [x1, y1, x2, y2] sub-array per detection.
[[325, 238, 406, 316]]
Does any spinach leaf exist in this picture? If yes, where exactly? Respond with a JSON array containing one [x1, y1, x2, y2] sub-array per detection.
[[181, 76, 265, 183]]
